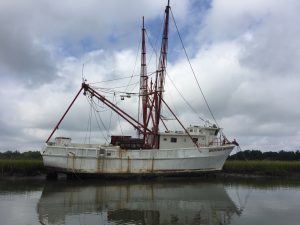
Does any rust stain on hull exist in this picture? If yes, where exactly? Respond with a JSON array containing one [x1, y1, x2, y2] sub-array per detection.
[[127, 156, 131, 173]]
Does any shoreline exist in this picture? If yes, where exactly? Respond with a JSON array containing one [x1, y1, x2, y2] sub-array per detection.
[[1, 160, 300, 180], [1, 171, 300, 181]]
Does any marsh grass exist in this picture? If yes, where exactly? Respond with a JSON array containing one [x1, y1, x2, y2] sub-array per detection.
[[0, 159, 44, 176], [224, 160, 300, 176], [1, 159, 300, 177]]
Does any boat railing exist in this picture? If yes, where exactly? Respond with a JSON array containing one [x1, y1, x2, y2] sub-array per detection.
[[208, 138, 222, 147]]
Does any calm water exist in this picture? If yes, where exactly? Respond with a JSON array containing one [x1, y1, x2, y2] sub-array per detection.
[[0, 178, 299, 225]]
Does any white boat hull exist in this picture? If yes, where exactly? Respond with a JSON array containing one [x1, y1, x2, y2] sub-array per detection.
[[41, 144, 235, 176]]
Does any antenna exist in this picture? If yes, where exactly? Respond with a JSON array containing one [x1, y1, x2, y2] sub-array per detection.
[[82, 64, 85, 82]]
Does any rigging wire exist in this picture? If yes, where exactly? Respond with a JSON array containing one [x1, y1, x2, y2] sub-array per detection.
[[88, 71, 156, 85], [91, 81, 140, 91], [89, 75, 140, 84], [90, 98, 108, 131], [117, 115, 124, 136], [145, 30, 159, 68], [90, 99, 109, 143], [165, 71, 209, 124], [90, 71, 156, 94], [170, 8, 219, 127], [84, 96, 93, 144], [112, 93, 124, 136], [86, 96, 109, 143], [107, 93, 115, 137], [124, 35, 142, 93]]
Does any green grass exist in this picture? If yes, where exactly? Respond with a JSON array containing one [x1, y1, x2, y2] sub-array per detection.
[[224, 160, 300, 176], [1, 159, 300, 177], [0, 159, 44, 176]]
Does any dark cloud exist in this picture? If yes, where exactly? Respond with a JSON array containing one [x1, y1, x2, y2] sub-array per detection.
[[0, 4, 58, 85], [0, 36, 58, 86]]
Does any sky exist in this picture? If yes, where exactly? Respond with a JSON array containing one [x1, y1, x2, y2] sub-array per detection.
[[0, 0, 299, 152]]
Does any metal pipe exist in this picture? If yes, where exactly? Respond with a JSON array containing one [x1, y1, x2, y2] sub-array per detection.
[[46, 86, 83, 143]]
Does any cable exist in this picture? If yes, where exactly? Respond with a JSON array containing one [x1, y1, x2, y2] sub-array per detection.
[[85, 96, 94, 144], [91, 99, 109, 143], [145, 9, 165, 68], [107, 99, 113, 137], [166, 71, 209, 124], [170, 8, 219, 127], [145, 30, 159, 68], [89, 74, 140, 84], [86, 96, 109, 143], [124, 35, 142, 93], [91, 81, 140, 90], [89, 71, 157, 85]]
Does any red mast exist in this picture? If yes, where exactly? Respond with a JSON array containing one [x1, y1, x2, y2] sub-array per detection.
[[138, 0, 170, 149], [46, 1, 172, 149], [152, 0, 170, 148]]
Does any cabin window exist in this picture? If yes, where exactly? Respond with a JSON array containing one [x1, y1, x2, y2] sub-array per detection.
[[171, 137, 177, 143], [163, 138, 167, 141]]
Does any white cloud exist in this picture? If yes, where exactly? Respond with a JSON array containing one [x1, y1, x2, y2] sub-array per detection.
[[0, 0, 299, 151]]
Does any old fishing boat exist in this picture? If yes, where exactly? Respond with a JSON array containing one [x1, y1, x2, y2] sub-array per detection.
[[41, 1, 237, 177]]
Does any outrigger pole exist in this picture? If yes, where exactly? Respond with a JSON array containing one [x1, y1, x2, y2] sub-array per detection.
[[159, 95, 199, 148], [82, 83, 153, 136], [46, 86, 83, 143], [46, 1, 173, 149], [46, 83, 155, 144]]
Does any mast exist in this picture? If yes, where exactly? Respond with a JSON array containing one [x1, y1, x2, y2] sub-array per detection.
[[139, 17, 148, 145], [152, 0, 170, 148], [46, 1, 172, 149], [46, 0, 200, 149]]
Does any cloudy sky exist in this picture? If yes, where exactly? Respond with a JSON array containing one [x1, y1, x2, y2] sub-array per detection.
[[0, 0, 299, 152]]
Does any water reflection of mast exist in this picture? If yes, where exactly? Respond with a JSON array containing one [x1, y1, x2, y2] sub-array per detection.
[[231, 184, 252, 216], [37, 180, 241, 225]]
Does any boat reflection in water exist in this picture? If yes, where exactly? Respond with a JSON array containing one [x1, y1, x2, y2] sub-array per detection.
[[37, 180, 241, 225]]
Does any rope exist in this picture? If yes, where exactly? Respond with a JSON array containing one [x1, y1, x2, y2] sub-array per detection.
[[170, 8, 219, 127], [145, 9, 165, 68], [85, 96, 109, 143], [92, 81, 140, 90], [124, 35, 141, 93], [89, 71, 157, 85], [117, 115, 124, 136], [146, 30, 159, 69], [112, 93, 123, 136], [84, 96, 93, 144], [107, 94, 114, 138], [89, 74, 140, 84], [166, 71, 209, 124], [90, 98, 109, 143]]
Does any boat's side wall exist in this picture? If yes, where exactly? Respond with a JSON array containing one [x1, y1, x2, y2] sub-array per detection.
[[42, 145, 234, 175]]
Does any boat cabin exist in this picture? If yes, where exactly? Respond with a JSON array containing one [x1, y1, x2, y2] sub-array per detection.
[[159, 125, 220, 149], [109, 125, 220, 150]]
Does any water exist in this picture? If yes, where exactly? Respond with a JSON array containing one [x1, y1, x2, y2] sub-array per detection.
[[0, 178, 299, 225]]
